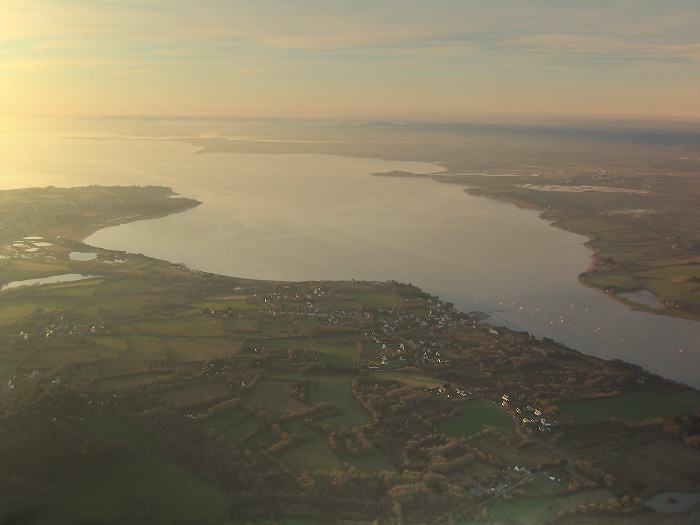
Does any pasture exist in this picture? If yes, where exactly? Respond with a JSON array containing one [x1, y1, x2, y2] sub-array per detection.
[[437, 399, 517, 440], [75, 298, 152, 319], [582, 271, 637, 291], [195, 299, 259, 311], [277, 421, 343, 473], [207, 408, 262, 440], [127, 316, 228, 337], [0, 259, 73, 282], [242, 378, 309, 418], [156, 381, 232, 408], [343, 290, 398, 309], [21, 343, 116, 372], [314, 340, 358, 369], [92, 372, 173, 393], [558, 389, 700, 424], [608, 442, 700, 495], [304, 373, 371, 430], [476, 487, 615, 525], [364, 370, 443, 388], [24, 454, 232, 525], [165, 336, 243, 363], [0, 302, 58, 325], [89, 417, 151, 449], [346, 449, 397, 474]]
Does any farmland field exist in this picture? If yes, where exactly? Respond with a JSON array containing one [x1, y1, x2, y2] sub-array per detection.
[[92, 372, 174, 393], [242, 378, 309, 418], [304, 373, 370, 430], [277, 421, 342, 473], [24, 454, 232, 525], [207, 408, 263, 440], [364, 370, 444, 388], [155, 381, 232, 407], [475, 487, 616, 525], [437, 399, 518, 440], [559, 390, 700, 424], [165, 336, 243, 363], [126, 316, 228, 337], [314, 340, 358, 369]]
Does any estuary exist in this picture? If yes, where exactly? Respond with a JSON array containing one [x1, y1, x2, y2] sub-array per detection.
[[3, 126, 698, 387]]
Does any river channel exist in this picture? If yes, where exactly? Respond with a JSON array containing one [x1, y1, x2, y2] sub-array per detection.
[[3, 130, 699, 387]]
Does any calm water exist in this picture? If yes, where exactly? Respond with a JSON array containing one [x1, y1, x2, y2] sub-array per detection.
[[2, 129, 699, 387], [1, 274, 97, 291]]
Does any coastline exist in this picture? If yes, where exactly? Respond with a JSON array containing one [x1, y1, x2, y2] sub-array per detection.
[[371, 168, 700, 324], [4, 122, 699, 385]]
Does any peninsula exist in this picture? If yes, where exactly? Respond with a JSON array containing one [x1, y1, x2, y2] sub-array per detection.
[[1, 185, 699, 524]]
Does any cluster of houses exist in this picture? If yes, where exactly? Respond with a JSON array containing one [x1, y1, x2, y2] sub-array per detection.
[[362, 301, 480, 369], [501, 394, 557, 432], [436, 385, 471, 398], [201, 285, 486, 375], [36, 322, 108, 340]]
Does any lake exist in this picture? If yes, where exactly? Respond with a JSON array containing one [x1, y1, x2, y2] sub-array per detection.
[[2, 127, 699, 387]]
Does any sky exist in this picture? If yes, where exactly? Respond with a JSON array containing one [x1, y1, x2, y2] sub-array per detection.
[[1, 0, 699, 121]]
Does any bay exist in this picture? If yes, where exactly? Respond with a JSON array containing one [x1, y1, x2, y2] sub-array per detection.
[[2, 128, 698, 387]]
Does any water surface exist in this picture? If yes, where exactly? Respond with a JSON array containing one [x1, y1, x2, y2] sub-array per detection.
[[2, 129, 698, 387], [1, 274, 97, 291]]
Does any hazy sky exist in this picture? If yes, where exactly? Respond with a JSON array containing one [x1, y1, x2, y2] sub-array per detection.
[[2, 0, 699, 121]]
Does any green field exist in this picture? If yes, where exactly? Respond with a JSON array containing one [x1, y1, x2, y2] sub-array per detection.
[[23, 454, 232, 525], [228, 519, 306, 525], [315, 340, 358, 369], [244, 335, 311, 349], [92, 335, 130, 355], [472, 487, 615, 525], [0, 302, 60, 325], [242, 378, 309, 418], [304, 373, 371, 430], [165, 337, 242, 363], [207, 408, 263, 440], [437, 399, 517, 440], [364, 370, 443, 388], [346, 448, 397, 474], [127, 316, 228, 337], [89, 417, 151, 448], [92, 372, 173, 393], [75, 298, 153, 319], [343, 291, 397, 309], [639, 276, 699, 309], [277, 420, 343, 473], [582, 271, 638, 291], [251, 317, 295, 338], [195, 299, 260, 311], [0, 260, 73, 282], [559, 390, 700, 424]]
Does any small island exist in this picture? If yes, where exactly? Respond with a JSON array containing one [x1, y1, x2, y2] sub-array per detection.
[[370, 170, 434, 178], [1, 186, 699, 524]]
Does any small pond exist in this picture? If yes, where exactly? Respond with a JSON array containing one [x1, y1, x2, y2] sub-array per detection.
[[617, 289, 665, 309], [1, 274, 98, 291], [69, 251, 98, 261], [646, 492, 700, 513]]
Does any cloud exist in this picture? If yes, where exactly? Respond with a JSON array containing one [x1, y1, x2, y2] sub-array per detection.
[[3, 1, 700, 119], [4, 1, 698, 62]]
